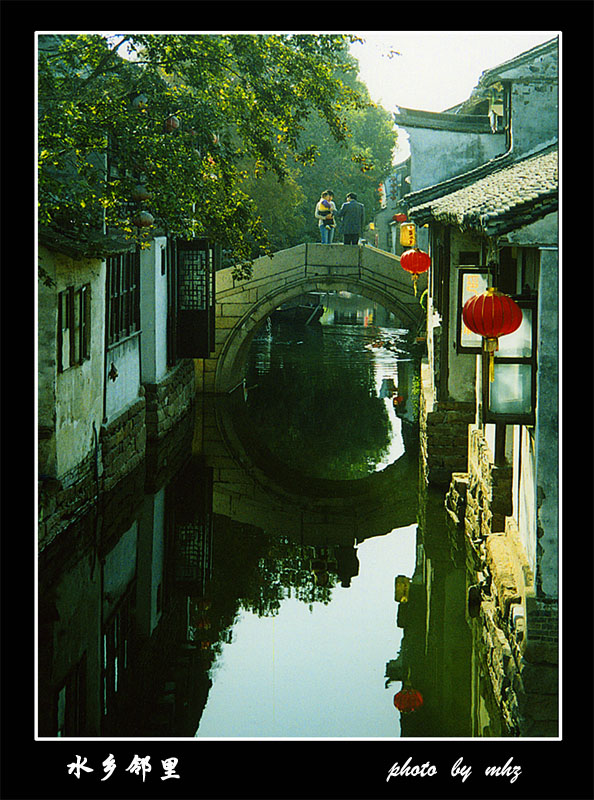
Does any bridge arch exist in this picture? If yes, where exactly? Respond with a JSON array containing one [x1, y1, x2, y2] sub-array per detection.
[[209, 243, 426, 393], [205, 394, 419, 545]]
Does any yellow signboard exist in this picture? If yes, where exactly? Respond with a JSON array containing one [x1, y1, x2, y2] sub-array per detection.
[[400, 223, 416, 247], [458, 269, 489, 351]]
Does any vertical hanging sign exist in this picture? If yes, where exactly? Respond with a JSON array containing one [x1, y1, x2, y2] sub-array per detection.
[[400, 223, 416, 247]]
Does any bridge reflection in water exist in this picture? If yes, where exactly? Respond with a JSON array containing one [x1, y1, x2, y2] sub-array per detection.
[[38, 298, 491, 740]]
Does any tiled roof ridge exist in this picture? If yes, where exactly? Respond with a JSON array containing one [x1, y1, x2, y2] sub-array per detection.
[[402, 140, 558, 210], [38, 224, 139, 259], [395, 106, 489, 121], [406, 145, 558, 236], [394, 105, 493, 134], [475, 36, 559, 86]]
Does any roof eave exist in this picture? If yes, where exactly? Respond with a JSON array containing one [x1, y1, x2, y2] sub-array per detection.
[[409, 195, 558, 237], [38, 225, 139, 259]]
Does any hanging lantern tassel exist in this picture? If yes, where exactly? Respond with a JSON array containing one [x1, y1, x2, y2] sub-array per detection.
[[484, 337, 498, 382], [400, 248, 431, 298], [462, 287, 523, 383]]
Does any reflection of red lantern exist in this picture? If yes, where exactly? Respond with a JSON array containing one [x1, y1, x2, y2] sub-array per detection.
[[400, 248, 431, 296], [393, 684, 424, 714], [393, 213, 407, 222], [462, 287, 523, 381]]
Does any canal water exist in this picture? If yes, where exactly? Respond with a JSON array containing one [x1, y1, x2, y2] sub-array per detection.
[[38, 292, 504, 740]]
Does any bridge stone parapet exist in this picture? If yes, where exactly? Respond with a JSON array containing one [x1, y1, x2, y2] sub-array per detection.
[[206, 243, 427, 393]]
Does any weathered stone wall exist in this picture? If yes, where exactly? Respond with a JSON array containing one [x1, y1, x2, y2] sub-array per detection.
[[38, 450, 100, 552], [144, 359, 196, 442], [444, 427, 558, 737], [465, 562, 558, 737], [39, 398, 146, 551], [100, 396, 147, 493], [465, 427, 513, 535], [39, 360, 196, 553], [419, 362, 474, 485]]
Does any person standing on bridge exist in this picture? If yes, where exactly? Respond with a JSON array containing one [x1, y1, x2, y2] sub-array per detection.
[[315, 190, 337, 244], [336, 192, 365, 245]]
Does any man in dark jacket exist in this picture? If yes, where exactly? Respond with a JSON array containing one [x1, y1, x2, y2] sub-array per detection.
[[336, 192, 365, 244]]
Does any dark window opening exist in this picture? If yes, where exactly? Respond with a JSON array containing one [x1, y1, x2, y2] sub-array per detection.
[[106, 250, 140, 346], [56, 654, 87, 736], [58, 284, 91, 371]]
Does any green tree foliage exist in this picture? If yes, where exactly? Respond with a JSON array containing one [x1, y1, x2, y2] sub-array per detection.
[[241, 57, 398, 249], [38, 33, 368, 274]]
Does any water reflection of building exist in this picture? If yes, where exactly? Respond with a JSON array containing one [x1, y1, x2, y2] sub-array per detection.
[[386, 487, 472, 737], [308, 544, 360, 589], [37, 413, 219, 737], [320, 291, 398, 328]]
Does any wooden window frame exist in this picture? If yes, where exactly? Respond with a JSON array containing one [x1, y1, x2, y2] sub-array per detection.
[[106, 250, 140, 347], [58, 284, 91, 371], [482, 295, 537, 426], [456, 267, 491, 354]]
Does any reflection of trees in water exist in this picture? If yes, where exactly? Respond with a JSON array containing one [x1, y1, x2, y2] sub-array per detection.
[[210, 520, 334, 655], [250, 538, 334, 617], [245, 336, 392, 480]]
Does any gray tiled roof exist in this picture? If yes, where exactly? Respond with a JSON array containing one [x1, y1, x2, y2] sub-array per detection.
[[407, 145, 557, 236], [394, 106, 493, 134]]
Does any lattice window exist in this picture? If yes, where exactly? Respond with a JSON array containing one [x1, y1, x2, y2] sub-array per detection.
[[178, 248, 207, 311], [173, 519, 213, 591]]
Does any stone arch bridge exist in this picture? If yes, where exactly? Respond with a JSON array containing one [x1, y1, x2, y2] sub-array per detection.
[[200, 396, 419, 548], [204, 243, 427, 393]]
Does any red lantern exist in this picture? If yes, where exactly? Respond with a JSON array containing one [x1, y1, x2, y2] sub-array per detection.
[[393, 683, 424, 715], [462, 287, 523, 381], [400, 248, 431, 296], [393, 213, 407, 222], [132, 210, 154, 228], [165, 115, 180, 132]]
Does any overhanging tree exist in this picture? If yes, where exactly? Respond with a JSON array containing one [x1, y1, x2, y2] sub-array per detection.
[[239, 54, 398, 250], [38, 33, 367, 276]]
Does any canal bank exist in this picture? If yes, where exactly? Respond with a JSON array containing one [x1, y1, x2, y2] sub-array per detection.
[[419, 359, 558, 737], [38, 292, 555, 739]]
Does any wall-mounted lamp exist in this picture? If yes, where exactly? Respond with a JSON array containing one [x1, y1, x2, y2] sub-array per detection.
[[482, 296, 537, 426]]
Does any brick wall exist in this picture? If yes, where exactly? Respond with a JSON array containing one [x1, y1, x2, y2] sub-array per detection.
[[144, 359, 196, 441], [419, 368, 474, 485], [100, 396, 147, 492]]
